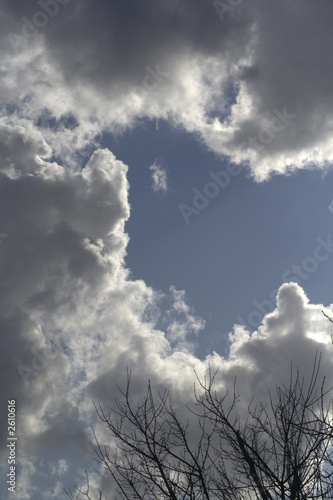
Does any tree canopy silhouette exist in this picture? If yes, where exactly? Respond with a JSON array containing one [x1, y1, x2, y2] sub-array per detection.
[[65, 352, 333, 500]]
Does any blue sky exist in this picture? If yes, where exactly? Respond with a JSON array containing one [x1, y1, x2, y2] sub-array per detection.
[[104, 120, 333, 357], [1, 1, 333, 498]]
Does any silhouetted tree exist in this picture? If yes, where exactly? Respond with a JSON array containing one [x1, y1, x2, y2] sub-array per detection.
[[65, 352, 333, 500]]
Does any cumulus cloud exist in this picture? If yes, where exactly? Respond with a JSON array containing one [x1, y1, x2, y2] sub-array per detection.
[[1, 1, 333, 497], [73, 282, 333, 498], [0, 131, 332, 496], [1, 1, 333, 180], [0, 124, 330, 496], [0, 122, 207, 496]]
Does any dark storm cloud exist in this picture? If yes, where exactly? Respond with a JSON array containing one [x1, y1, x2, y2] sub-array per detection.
[[4, 0, 333, 178], [5, 0, 250, 88]]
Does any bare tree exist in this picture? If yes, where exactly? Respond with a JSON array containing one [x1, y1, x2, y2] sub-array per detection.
[[195, 352, 333, 499], [65, 352, 333, 500]]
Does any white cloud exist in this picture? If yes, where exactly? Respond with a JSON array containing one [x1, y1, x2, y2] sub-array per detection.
[[73, 282, 333, 497], [0, 124, 331, 495], [150, 160, 168, 193], [1, 1, 333, 497], [0, 123, 208, 496], [2, 1, 333, 180], [0, 125, 330, 496]]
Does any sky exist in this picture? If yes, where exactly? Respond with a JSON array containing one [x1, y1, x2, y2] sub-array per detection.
[[1, 0, 333, 498]]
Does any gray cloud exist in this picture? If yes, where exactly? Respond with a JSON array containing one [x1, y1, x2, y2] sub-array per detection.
[[0, 135, 332, 496], [1, 1, 333, 497], [2, 1, 333, 179]]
